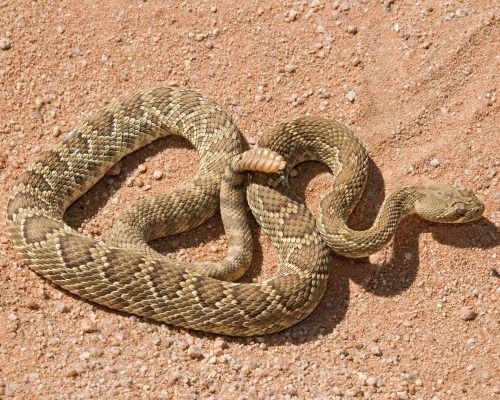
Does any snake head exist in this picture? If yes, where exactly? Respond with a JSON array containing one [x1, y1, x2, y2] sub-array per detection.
[[414, 184, 485, 223]]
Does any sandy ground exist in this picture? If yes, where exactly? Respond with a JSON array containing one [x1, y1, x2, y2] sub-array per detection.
[[0, 1, 499, 399]]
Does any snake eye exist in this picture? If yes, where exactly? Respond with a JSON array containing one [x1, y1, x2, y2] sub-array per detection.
[[453, 202, 467, 217]]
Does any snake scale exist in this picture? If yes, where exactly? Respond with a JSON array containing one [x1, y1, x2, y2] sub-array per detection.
[[6, 88, 484, 336]]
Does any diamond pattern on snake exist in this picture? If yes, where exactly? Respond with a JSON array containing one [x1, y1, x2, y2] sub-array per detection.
[[7, 88, 484, 336]]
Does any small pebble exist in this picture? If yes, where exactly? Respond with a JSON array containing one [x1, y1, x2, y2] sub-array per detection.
[[152, 335, 161, 346], [481, 370, 491, 380], [106, 162, 122, 176], [56, 25, 65, 34], [25, 300, 40, 310], [460, 306, 477, 321], [134, 177, 144, 188], [0, 37, 11, 50], [347, 25, 358, 34], [317, 88, 331, 99], [351, 56, 361, 66], [346, 90, 356, 102], [288, 9, 299, 21], [214, 338, 228, 350], [366, 376, 377, 386], [65, 368, 78, 378], [429, 158, 440, 167], [455, 9, 469, 17], [35, 97, 45, 110], [120, 70, 129, 81], [52, 126, 62, 137], [289, 168, 299, 178], [27, 372, 39, 382], [187, 345, 203, 359], [319, 99, 329, 111], [81, 319, 97, 333], [8, 313, 18, 321], [340, 2, 350, 11], [152, 170, 163, 180], [396, 392, 409, 400], [371, 346, 382, 356], [284, 63, 296, 73]]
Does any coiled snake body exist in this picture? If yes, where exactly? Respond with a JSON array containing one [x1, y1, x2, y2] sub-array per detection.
[[7, 88, 484, 336]]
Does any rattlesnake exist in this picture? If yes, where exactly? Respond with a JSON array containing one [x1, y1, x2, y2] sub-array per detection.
[[6, 88, 484, 336]]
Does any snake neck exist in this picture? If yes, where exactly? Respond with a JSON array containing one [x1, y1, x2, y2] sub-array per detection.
[[317, 185, 422, 258]]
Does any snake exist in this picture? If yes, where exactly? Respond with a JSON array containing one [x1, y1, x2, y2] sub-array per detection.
[[6, 88, 485, 336]]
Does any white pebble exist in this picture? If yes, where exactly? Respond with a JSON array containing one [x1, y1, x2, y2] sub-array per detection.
[[152, 170, 163, 180], [371, 346, 382, 356], [430, 158, 440, 167], [481, 370, 491, 380], [460, 306, 477, 321], [0, 37, 11, 50], [347, 25, 358, 34], [284, 63, 296, 73], [35, 97, 45, 110], [288, 9, 298, 21], [366, 376, 377, 386], [346, 90, 356, 102], [187, 345, 203, 359], [56, 25, 65, 34]]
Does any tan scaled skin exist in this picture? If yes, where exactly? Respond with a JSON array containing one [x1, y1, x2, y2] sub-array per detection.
[[6, 88, 484, 336]]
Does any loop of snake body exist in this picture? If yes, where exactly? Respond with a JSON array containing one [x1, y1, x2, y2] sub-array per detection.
[[6, 88, 484, 336]]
